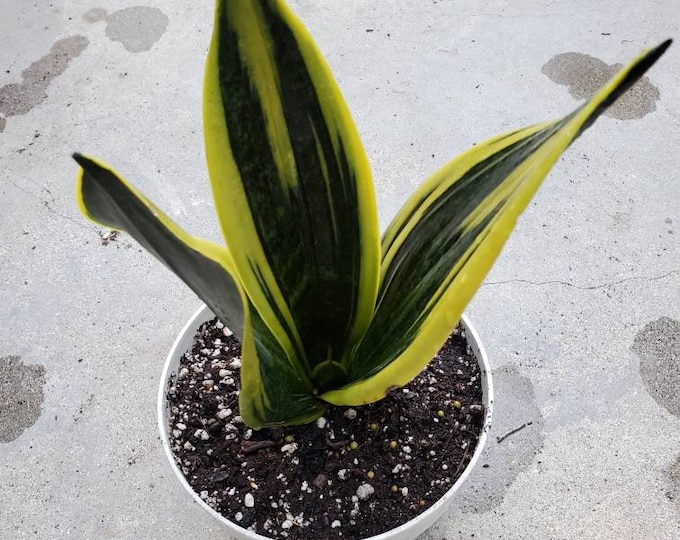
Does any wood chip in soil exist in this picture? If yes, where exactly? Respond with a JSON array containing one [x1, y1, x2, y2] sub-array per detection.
[[167, 318, 485, 540]]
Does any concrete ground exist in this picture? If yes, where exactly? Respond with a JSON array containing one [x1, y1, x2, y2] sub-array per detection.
[[1, 1, 679, 539]]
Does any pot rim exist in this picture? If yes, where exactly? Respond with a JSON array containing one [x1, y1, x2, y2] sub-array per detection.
[[158, 304, 493, 540]]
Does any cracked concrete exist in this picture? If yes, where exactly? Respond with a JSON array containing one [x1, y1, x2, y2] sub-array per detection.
[[1, 0, 679, 539], [484, 269, 680, 291]]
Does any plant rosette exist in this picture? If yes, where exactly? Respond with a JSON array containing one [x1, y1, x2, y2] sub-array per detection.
[[158, 304, 493, 540]]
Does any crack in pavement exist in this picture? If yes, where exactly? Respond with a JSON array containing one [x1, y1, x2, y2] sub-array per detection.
[[7, 178, 98, 235], [483, 269, 680, 291]]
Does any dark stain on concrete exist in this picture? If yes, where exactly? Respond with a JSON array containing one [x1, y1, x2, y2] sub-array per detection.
[[611, 209, 632, 230], [0, 35, 88, 132], [632, 317, 680, 417], [455, 365, 545, 513], [542, 52, 661, 119], [667, 455, 680, 513], [0, 356, 46, 442], [84, 7, 169, 53], [83, 7, 107, 23]]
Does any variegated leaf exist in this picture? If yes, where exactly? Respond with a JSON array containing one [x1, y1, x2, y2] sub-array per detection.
[[74, 153, 245, 337], [203, 0, 380, 392], [322, 40, 672, 405]]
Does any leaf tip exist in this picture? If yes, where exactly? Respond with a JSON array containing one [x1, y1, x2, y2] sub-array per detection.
[[72, 152, 87, 167]]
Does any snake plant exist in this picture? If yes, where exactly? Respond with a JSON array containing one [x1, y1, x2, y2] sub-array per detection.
[[74, 0, 670, 428]]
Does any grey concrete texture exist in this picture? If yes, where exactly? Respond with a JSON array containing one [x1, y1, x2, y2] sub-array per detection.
[[1, 0, 678, 539]]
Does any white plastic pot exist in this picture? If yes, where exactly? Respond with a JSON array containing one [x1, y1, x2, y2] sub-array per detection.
[[158, 304, 493, 540]]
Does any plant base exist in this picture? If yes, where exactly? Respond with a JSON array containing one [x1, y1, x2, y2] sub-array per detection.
[[159, 306, 493, 540]]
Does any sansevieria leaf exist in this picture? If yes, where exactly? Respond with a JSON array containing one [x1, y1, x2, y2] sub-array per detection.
[[322, 40, 672, 406], [74, 154, 245, 338], [204, 0, 380, 394]]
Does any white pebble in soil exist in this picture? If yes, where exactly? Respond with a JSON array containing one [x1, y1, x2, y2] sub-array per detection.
[[244, 493, 255, 508], [194, 429, 209, 440], [331, 520, 342, 528], [356, 483, 375, 500], [281, 443, 298, 454], [216, 408, 232, 419]]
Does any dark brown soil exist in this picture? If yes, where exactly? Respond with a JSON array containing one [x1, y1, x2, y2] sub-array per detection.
[[167, 318, 485, 539]]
